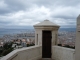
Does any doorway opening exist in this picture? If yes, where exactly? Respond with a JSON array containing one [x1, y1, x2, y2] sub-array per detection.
[[42, 30, 52, 58]]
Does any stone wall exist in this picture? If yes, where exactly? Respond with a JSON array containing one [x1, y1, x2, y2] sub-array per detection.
[[1, 45, 75, 60], [52, 46, 75, 60], [1, 45, 42, 60]]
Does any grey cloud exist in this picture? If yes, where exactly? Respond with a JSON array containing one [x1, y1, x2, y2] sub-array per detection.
[[4, 0, 26, 10], [53, 15, 76, 19], [33, 0, 80, 8], [0, 9, 11, 15], [0, 0, 79, 28], [58, 0, 80, 6], [0, 0, 34, 15], [0, 20, 12, 26]]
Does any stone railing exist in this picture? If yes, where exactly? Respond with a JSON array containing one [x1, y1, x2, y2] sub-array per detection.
[[52, 46, 75, 60], [1, 45, 75, 60], [1, 45, 42, 60]]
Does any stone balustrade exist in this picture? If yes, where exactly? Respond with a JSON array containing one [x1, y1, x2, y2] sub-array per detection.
[[52, 46, 75, 60], [1, 46, 75, 60], [1, 45, 42, 60]]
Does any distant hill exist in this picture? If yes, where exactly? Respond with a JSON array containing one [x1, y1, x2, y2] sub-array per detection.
[[0, 26, 76, 31], [59, 28, 76, 31]]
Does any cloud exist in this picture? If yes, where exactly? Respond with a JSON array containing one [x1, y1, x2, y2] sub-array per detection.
[[0, 0, 79, 28]]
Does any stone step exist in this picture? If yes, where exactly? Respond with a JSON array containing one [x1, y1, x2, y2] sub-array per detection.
[[38, 58, 54, 60]]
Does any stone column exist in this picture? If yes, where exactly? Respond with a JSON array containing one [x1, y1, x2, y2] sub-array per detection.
[[75, 15, 80, 60]]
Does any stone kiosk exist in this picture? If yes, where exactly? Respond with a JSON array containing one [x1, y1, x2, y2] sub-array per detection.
[[33, 20, 60, 59]]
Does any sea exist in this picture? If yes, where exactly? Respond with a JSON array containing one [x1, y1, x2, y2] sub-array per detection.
[[0, 28, 76, 38], [0, 29, 35, 38]]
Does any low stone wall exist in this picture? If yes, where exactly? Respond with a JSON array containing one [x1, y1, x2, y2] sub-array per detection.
[[1, 45, 75, 60], [1, 45, 42, 60], [52, 46, 75, 60]]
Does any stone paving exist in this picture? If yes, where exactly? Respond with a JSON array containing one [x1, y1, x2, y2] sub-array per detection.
[[38, 58, 54, 60]]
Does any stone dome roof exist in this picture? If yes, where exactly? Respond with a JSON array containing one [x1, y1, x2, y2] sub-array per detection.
[[34, 20, 60, 27]]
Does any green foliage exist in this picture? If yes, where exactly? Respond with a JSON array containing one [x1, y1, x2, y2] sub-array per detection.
[[57, 44, 75, 49], [3, 42, 13, 49], [1, 48, 13, 56], [27, 43, 35, 47], [57, 44, 62, 46], [63, 45, 75, 49], [0, 42, 35, 56], [0, 42, 13, 56]]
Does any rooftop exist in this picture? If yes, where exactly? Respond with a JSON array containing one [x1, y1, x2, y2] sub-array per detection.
[[34, 20, 60, 27]]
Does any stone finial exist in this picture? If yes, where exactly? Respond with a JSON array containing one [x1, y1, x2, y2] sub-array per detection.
[[44, 19, 49, 21], [77, 14, 80, 19]]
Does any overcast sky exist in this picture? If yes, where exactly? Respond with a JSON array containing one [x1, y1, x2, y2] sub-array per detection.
[[0, 0, 79, 29]]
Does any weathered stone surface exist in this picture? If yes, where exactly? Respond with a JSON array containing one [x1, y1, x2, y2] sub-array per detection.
[[1, 46, 42, 60], [52, 46, 75, 60], [75, 15, 80, 60]]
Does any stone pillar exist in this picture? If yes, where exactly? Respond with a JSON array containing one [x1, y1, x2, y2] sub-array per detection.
[[75, 15, 80, 60]]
